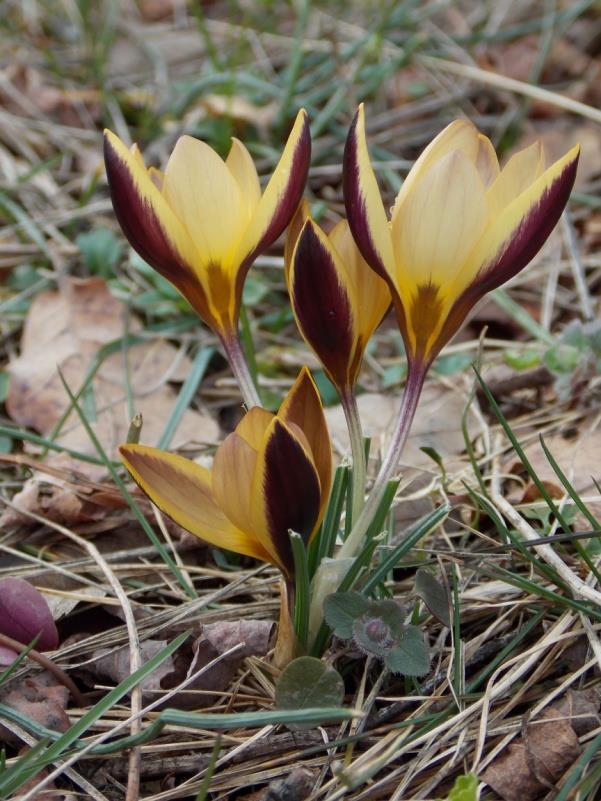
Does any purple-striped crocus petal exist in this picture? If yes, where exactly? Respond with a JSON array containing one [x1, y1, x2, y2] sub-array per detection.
[[427, 145, 580, 367], [232, 110, 311, 306], [251, 418, 321, 579], [278, 366, 332, 524], [343, 105, 395, 286], [104, 132, 218, 330], [290, 220, 356, 391]]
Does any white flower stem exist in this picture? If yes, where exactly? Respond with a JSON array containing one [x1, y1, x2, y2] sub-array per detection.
[[221, 332, 262, 409], [340, 388, 367, 525], [337, 366, 426, 560]]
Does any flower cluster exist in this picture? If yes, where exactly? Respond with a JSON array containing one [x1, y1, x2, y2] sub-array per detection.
[[105, 106, 579, 654]]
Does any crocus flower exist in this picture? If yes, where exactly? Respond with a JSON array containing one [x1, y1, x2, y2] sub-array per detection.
[[120, 367, 331, 581], [104, 110, 310, 344], [344, 104, 580, 373], [285, 201, 390, 395]]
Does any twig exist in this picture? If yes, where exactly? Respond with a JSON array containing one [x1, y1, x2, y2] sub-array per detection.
[[0, 632, 85, 708]]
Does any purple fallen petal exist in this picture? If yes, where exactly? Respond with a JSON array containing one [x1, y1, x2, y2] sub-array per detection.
[[0, 578, 59, 651]]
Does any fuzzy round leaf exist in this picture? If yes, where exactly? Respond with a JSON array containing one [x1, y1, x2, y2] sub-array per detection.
[[275, 656, 345, 730], [385, 625, 430, 676], [415, 568, 451, 627], [324, 591, 370, 639]]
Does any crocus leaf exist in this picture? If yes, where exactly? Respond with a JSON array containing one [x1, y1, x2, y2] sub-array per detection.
[[0, 578, 59, 651]]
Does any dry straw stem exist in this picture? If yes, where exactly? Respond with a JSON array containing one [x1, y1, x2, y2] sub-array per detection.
[[490, 492, 601, 611], [418, 55, 601, 125], [315, 612, 576, 799], [0, 494, 144, 801]]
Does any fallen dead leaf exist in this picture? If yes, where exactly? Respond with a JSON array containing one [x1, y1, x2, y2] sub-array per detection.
[[7, 277, 218, 460], [481, 697, 595, 801], [510, 429, 601, 522], [0, 671, 70, 745], [4, 278, 219, 524], [88, 620, 273, 708]]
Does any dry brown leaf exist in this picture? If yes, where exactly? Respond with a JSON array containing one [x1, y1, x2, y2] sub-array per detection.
[[512, 430, 601, 520], [481, 705, 581, 801], [89, 620, 273, 708], [6, 277, 218, 468], [0, 65, 102, 127], [0, 672, 70, 745]]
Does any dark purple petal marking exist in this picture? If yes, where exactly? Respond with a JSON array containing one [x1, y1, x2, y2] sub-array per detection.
[[104, 136, 187, 281], [292, 223, 355, 388], [262, 420, 321, 577], [104, 136, 217, 329], [235, 115, 311, 308], [343, 110, 388, 282], [475, 153, 579, 296]]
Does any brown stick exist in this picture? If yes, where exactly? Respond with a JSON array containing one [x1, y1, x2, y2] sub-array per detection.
[[0, 632, 86, 708]]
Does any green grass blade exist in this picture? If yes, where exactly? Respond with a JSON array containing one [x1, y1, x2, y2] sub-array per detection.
[[362, 504, 449, 594], [290, 531, 310, 651], [309, 465, 349, 575]]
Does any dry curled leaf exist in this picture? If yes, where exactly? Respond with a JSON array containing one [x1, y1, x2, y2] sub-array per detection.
[[7, 278, 218, 463], [0, 672, 70, 745], [89, 620, 273, 708], [481, 703, 586, 801]]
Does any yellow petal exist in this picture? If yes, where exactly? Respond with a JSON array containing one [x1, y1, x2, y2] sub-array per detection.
[[392, 149, 488, 304], [226, 138, 262, 222], [487, 141, 545, 217], [475, 134, 500, 186], [278, 366, 332, 520], [210, 431, 279, 563], [232, 108, 311, 269], [328, 219, 390, 344], [468, 144, 580, 292], [391, 119, 480, 221], [120, 445, 270, 562], [235, 406, 274, 450], [343, 104, 395, 280], [162, 135, 246, 268]]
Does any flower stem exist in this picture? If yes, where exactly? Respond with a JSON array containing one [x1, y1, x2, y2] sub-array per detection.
[[221, 332, 262, 409], [337, 366, 426, 560], [340, 389, 366, 525]]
